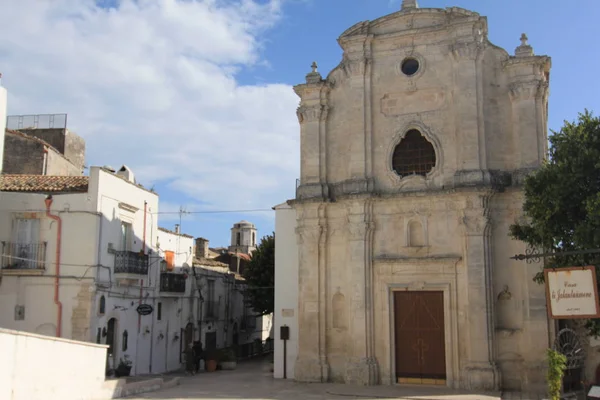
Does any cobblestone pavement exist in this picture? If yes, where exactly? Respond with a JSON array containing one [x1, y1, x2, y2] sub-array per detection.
[[126, 359, 543, 400]]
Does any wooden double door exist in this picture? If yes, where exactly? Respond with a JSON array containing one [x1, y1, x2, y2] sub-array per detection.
[[394, 291, 446, 384]]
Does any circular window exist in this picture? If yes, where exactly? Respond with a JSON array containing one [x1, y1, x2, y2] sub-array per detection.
[[401, 58, 420, 76], [392, 129, 436, 178]]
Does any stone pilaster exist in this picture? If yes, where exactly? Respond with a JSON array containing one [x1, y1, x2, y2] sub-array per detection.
[[451, 41, 487, 186], [344, 200, 379, 385], [508, 79, 546, 168], [294, 67, 330, 200], [338, 33, 374, 187], [460, 194, 500, 391], [295, 217, 329, 382], [71, 283, 94, 341]]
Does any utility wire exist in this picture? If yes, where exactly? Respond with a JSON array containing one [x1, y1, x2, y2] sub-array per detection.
[[1, 255, 276, 289], [154, 209, 274, 215], [0, 208, 274, 214]]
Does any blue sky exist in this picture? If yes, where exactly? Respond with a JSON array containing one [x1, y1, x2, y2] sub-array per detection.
[[2, 0, 599, 249]]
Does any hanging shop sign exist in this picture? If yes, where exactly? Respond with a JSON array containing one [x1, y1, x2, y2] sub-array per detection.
[[136, 304, 153, 316], [545, 266, 600, 319]]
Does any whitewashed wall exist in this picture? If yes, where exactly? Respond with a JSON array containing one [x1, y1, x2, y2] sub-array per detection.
[[273, 203, 298, 379], [0, 328, 109, 400]]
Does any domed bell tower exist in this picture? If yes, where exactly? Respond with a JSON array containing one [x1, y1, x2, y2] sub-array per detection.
[[228, 220, 257, 255]]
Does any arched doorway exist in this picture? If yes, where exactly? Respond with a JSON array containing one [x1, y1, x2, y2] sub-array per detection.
[[184, 323, 194, 348]]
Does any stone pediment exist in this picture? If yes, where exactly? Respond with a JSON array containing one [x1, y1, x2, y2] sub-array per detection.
[[338, 7, 482, 42]]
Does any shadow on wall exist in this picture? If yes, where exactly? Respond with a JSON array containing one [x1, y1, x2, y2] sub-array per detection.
[[91, 210, 199, 380]]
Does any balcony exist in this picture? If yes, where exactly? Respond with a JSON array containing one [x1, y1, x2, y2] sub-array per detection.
[[159, 272, 186, 294], [114, 250, 149, 275], [205, 300, 218, 319], [1, 242, 47, 273]]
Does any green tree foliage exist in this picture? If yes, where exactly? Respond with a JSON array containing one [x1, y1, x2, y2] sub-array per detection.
[[242, 233, 275, 316], [546, 348, 567, 400], [509, 110, 600, 334]]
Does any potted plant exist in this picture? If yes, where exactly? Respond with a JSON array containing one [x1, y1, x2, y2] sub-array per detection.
[[219, 347, 237, 370], [115, 355, 133, 377], [204, 349, 219, 372]]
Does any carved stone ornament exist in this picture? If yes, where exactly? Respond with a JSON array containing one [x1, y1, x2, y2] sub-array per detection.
[[509, 81, 541, 102], [295, 225, 322, 245], [347, 222, 370, 241], [451, 41, 482, 61], [408, 281, 426, 290], [341, 57, 368, 78], [297, 104, 326, 124], [461, 213, 489, 235]]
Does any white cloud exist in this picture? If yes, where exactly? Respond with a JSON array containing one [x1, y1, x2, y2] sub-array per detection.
[[0, 0, 300, 212]]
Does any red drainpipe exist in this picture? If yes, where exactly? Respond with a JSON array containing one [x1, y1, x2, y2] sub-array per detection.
[[45, 196, 63, 338]]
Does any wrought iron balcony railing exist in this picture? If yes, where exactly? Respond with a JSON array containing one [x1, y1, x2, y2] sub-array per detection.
[[159, 272, 186, 293], [114, 250, 149, 275], [1, 242, 47, 270]]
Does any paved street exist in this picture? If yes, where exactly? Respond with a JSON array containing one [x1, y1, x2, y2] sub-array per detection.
[[126, 358, 525, 400]]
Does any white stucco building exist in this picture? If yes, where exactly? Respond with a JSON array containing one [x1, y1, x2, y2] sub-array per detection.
[[0, 166, 161, 375], [277, 0, 551, 395], [273, 203, 299, 379], [0, 81, 7, 173]]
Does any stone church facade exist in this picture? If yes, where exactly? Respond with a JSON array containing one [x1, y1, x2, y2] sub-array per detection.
[[291, 0, 551, 393]]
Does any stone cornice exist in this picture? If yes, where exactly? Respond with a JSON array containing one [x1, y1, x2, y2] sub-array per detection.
[[373, 254, 462, 264], [502, 55, 551, 70]]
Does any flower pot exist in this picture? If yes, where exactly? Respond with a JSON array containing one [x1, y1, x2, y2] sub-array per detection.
[[205, 359, 218, 372], [115, 365, 132, 377]]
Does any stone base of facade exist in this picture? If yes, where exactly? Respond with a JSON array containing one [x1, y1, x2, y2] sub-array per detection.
[[294, 356, 329, 383], [344, 357, 379, 386], [464, 363, 501, 391]]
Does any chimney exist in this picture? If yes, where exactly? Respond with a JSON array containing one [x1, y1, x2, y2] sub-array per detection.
[[174, 224, 180, 234], [195, 237, 209, 259]]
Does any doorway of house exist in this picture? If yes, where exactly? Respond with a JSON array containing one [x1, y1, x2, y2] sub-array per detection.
[[106, 318, 117, 372], [394, 291, 446, 385]]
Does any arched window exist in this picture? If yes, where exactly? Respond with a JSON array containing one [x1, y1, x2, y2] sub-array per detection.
[[392, 129, 436, 178], [408, 220, 425, 247], [236, 232, 241, 246], [99, 295, 106, 315], [122, 330, 128, 352]]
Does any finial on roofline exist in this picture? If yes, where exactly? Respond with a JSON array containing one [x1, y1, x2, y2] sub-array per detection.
[[515, 32, 534, 57], [305, 61, 322, 84], [401, 0, 418, 10]]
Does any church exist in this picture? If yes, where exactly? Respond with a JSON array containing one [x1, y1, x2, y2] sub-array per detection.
[[273, 0, 552, 394]]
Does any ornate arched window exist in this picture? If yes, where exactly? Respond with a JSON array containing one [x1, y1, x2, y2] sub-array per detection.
[[392, 129, 436, 178]]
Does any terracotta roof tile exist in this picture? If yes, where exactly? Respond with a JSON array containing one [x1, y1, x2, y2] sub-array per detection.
[[229, 252, 251, 261], [0, 175, 89, 193], [192, 257, 228, 268]]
